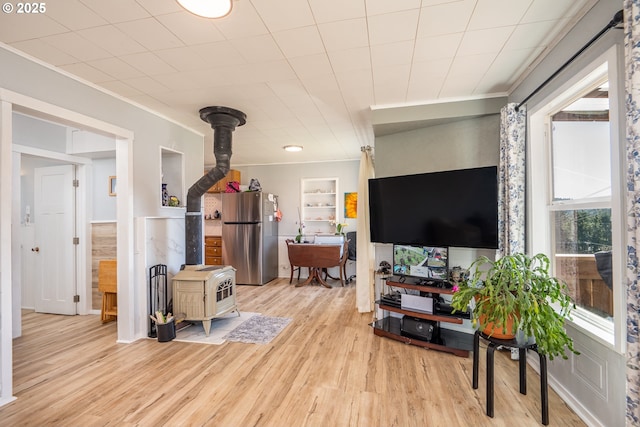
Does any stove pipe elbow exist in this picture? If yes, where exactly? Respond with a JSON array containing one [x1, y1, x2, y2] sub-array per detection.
[[185, 106, 246, 265]]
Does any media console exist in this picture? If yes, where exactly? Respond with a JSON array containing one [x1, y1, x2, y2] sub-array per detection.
[[371, 275, 474, 357]]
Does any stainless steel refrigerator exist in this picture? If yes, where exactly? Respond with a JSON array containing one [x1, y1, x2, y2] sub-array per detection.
[[221, 192, 279, 285]]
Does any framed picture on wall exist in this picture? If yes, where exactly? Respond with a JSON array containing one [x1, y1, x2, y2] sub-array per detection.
[[344, 192, 357, 218], [109, 176, 117, 196]]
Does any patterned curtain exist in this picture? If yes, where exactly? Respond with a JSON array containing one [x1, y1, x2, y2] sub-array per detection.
[[497, 103, 527, 258], [356, 147, 375, 312], [624, 1, 640, 424]]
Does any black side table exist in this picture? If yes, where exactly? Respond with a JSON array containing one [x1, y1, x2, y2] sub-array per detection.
[[472, 329, 549, 425]]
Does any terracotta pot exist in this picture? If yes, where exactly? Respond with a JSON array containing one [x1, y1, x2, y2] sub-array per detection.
[[479, 313, 517, 340]]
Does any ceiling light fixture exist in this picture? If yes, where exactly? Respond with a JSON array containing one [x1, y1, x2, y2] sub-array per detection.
[[284, 145, 303, 152], [176, 0, 233, 19]]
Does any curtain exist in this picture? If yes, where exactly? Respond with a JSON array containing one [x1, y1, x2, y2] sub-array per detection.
[[624, 1, 640, 424], [497, 103, 527, 258], [356, 147, 375, 312]]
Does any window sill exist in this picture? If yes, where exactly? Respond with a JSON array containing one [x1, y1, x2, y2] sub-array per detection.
[[565, 310, 617, 352]]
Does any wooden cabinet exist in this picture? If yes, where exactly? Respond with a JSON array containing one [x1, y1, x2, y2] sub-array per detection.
[[372, 277, 473, 357], [205, 236, 223, 265], [206, 169, 241, 193]]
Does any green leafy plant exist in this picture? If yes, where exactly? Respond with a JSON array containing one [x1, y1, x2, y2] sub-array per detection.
[[450, 253, 579, 360], [331, 219, 348, 236], [295, 207, 305, 243]]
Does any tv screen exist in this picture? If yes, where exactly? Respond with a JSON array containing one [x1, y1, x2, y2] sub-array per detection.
[[393, 245, 448, 280], [368, 166, 498, 249]]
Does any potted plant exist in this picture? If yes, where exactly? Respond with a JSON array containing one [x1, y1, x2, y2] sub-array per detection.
[[450, 252, 578, 360]]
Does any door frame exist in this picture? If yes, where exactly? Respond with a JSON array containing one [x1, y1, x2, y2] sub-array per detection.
[[0, 88, 135, 405], [17, 148, 94, 314]]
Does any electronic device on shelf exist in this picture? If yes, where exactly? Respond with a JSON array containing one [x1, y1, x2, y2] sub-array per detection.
[[374, 264, 473, 357], [435, 301, 471, 319], [401, 317, 442, 344], [401, 293, 433, 313], [392, 245, 449, 281], [386, 275, 453, 291], [416, 277, 453, 289], [380, 292, 402, 308], [368, 166, 499, 249]]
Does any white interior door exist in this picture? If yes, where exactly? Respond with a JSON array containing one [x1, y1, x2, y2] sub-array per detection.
[[34, 165, 77, 315]]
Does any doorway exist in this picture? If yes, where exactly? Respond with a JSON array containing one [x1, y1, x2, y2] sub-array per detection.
[[1, 84, 135, 408], [14, 113, 118, 319], [3, 94, 135, 342]]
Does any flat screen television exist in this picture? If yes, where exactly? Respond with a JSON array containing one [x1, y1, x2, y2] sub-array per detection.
[[368, 166, 498, 249], [393, 245, 448, 280]]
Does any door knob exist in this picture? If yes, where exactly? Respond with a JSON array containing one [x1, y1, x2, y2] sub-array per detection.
[[31, 247, 39, 252]]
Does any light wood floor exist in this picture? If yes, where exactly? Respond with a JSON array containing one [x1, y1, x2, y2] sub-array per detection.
[[2, 278, 585, 427]]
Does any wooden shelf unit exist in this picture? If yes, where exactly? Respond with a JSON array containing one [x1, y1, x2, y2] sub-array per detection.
[[372, 277, 473, 357]]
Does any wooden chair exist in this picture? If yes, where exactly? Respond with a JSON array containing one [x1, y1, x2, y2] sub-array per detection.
[[324, 239, 350, 286], [285, 239, 302, 284], [338, 239, 350, 286], [98, 259, 117, 323]]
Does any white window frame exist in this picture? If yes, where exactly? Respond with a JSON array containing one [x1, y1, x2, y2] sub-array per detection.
[[528, 46, 625, 354]]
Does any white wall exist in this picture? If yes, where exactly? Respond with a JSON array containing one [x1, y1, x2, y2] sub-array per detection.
[[92, 157, 116, 221], [12, 112, 67, 153]]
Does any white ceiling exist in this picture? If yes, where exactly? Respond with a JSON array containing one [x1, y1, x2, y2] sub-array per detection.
[[0, 0, 596, 166]]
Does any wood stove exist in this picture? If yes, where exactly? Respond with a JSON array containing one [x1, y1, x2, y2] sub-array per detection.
[[172, 265, 237, 336]]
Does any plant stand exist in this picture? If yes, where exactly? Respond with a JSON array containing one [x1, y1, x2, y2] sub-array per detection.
[[472, 330, 549, 425]]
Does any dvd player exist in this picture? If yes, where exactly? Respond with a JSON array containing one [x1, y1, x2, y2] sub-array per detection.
[[380, 292, 402, 307]]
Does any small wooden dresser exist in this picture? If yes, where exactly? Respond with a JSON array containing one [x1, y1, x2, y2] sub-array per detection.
[[205, 236, 223, 265]]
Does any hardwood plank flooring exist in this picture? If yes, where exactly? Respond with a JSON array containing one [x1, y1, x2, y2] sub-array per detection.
[[2, 278, 585, 426]]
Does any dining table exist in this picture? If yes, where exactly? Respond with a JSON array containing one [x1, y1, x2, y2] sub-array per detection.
[[286, 243, 343, 288]]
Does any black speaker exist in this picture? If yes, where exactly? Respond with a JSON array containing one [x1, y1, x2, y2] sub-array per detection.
[[401, 316, 437, 341]]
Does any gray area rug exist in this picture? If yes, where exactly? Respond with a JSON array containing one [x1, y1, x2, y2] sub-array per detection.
[[224, 314, 292, 344], [173, 311, 258, 345]]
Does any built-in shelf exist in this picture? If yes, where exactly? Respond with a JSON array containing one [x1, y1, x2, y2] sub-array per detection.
[[160, 147, 184, 208], [300, 177, 339, 235]]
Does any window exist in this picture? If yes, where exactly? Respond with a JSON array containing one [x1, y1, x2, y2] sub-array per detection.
[[550, 83, 614, 320], [529, 50, 624, 351]]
